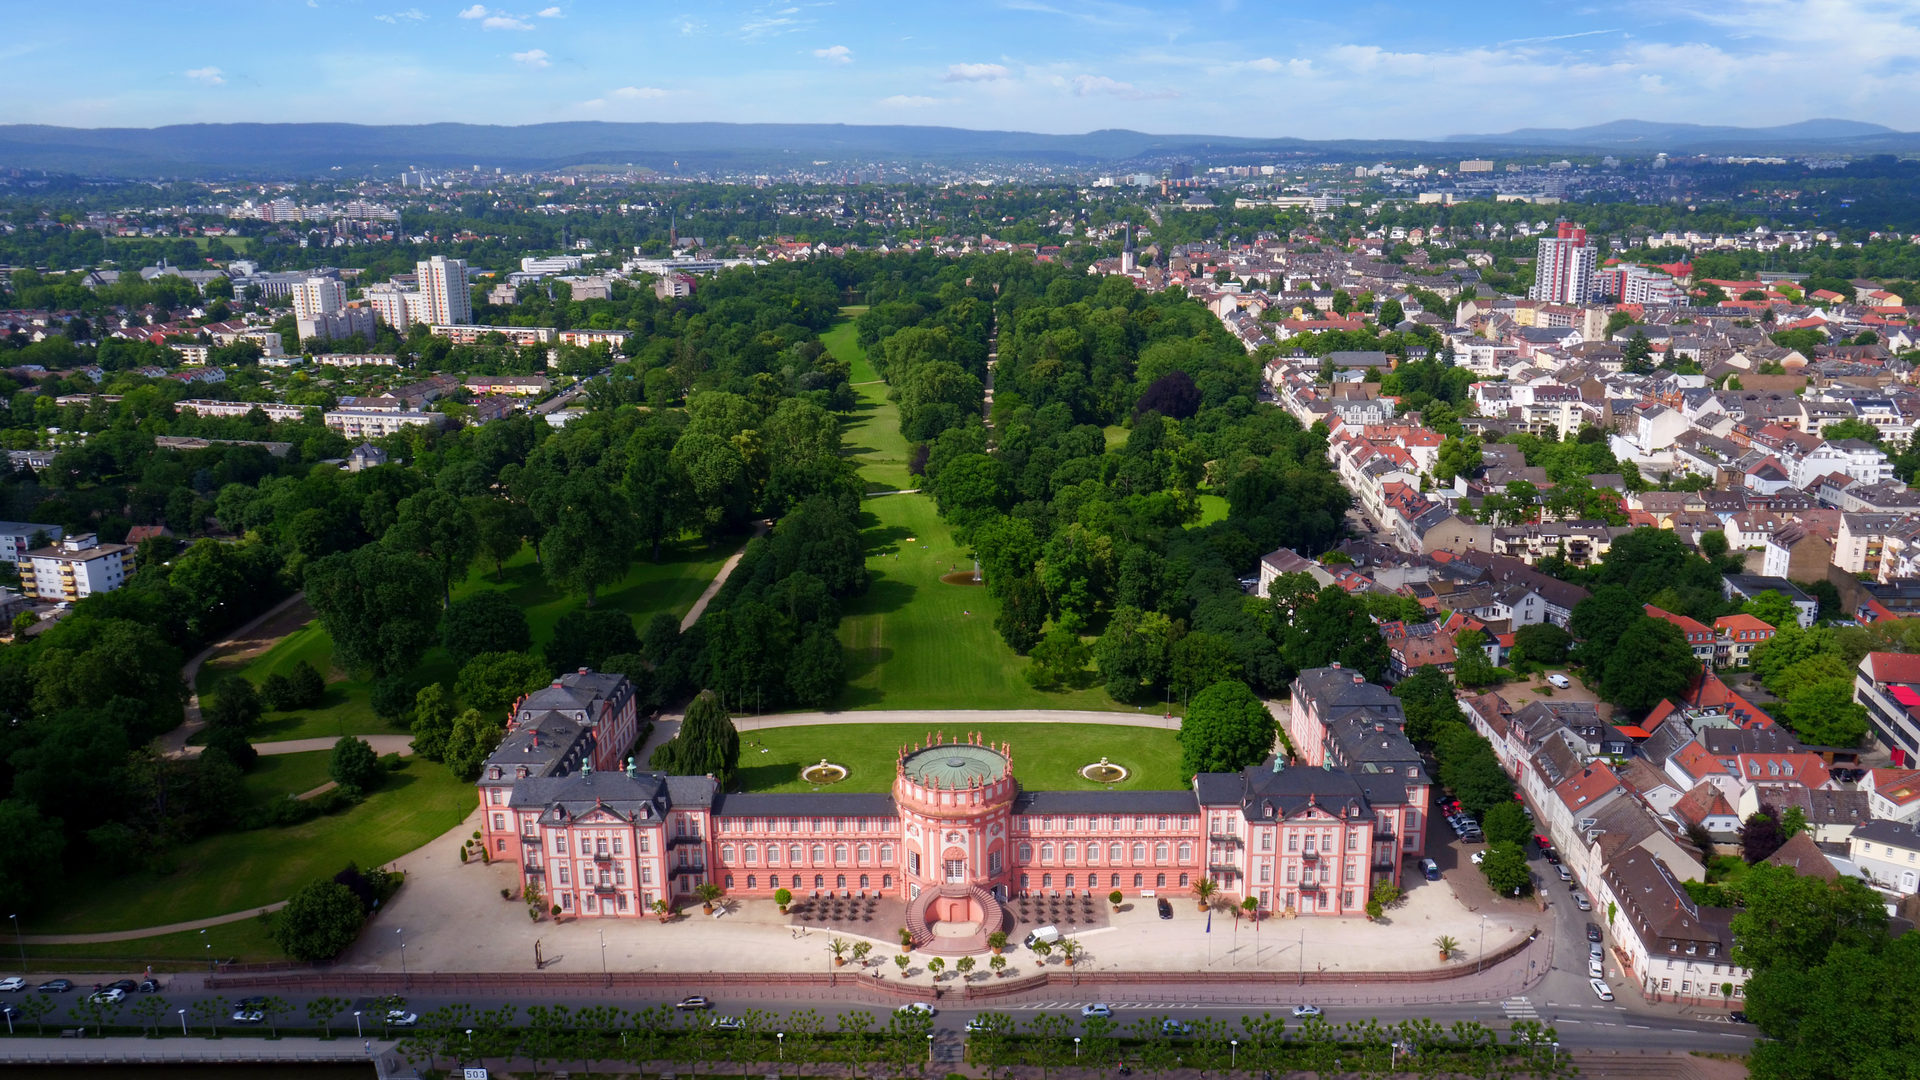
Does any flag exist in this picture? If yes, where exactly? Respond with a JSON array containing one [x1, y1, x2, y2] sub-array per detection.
[[1206, 909, 1212, 933]]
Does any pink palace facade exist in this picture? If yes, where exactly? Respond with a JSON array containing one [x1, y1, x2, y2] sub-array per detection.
[[478, 667, 1428, 933]]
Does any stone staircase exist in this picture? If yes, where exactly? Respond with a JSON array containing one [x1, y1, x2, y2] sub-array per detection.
[[905, 883, 1007, 954]]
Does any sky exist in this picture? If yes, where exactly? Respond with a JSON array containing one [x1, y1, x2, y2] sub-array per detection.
[[7, 0, 1920, 137]]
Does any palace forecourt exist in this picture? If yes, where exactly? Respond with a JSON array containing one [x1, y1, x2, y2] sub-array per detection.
[[477, 665, 1436, 951]]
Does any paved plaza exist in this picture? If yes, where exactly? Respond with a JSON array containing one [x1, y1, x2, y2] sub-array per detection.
[[346, 809, 1540, 986]]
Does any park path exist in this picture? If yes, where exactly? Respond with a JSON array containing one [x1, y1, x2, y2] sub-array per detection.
[[161, 591, 310, 756], [17, 902, 292, 945], [861, 488, 921, 497], [731, 708, 1175, 731], [172, 734, 416, 760], [677, 522, 770, 632]]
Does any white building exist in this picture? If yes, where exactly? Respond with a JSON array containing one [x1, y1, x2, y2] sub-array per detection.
[[415, 256, 471, 327], [24, 533, 135, 603], [366, 285, 418, 328], [1529, 222, 1597, 305], [290, 277, 347, 320], [296, 307, 378, 344], [0, 522, 63, 564], [324, 409, 449, 438]]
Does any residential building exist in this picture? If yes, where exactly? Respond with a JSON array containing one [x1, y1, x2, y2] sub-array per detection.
[[1592, 849, 1747, 1006], [23, 533, 135, 603], [415, 255, 472, 327], [464, 375, 552, 397], [290, 276, 347, 319], [324, 409, 449, 439], [1847, 819, 1920, 898], [1529, 222, 1597, 305], [296, 307, 378, 344], [366, 285, 417, 328], [430, 324, 557, 347], [1855, 652, 1920, 766], [1722, 575, 1817, 628], [0, 521, 62, 565], [1712, 614, 1776, 669]]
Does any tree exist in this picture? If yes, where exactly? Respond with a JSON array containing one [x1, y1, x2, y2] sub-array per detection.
[[1134, 370, 1201, 420], [1167, 631, 1242, 701], [1600, 616, 1698, 713], [307, 994, 349, 1038], [1178, 680, 1277, 777], [467, 496, 535, 578], [270, 880, 367, 962], [654, 690, 740, 786], [1622, 330, 1654, 374], [1742, 590, 1798, 631], [1740, 808, 1788, 864], [205, 676, 262, 732], [409, 683, 455, 761], [1510, 623, 1572, 667], [1023, 627, 1090, 691], [1781, 677, 1869, 747], [444, 708, 505, 780], [305, 546, 442, 679], [456, 651, 550, 716], [542, 470, 638, 606], [1433, 435, 1482, 484], [1377, 298, 1404, 329], [1482, 800, 1532, 848], [1730, 862, 1887, 973], [327, 735, 381, 796], [1093, 606, 1174, 703], [1392, 664, 1463, 749], [1479, 841, 1530, 896], [543, 607, 640, 674], [441, 590, 532, 667], [383, 489, 480, 607], [1451, 629, 1498, 687]]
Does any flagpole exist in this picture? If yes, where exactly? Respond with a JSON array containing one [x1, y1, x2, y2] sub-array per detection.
[[1206, 906, 1213, 964]]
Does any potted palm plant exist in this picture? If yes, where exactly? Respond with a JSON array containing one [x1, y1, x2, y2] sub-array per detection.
[[1192, 877, 1218, 912], [1059, 938, 1081, 967], [695, 882, 724, 914], [829, 938, 848, 967], [851, 941, 873, 966], [1434, 935, 1460, 962], [652, 898, 672, 924]]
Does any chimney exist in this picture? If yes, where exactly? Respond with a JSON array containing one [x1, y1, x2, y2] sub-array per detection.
[[1353, 674, 1364, 685], [578, 667, 589, 675]]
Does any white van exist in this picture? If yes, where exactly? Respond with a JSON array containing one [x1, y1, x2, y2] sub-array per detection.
[[1024, 926, 1061, 948]]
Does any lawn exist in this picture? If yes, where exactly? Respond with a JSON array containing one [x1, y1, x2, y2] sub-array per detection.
[[834, 492, 1121, 712], [32, 759, 475, 934], [737, 722, 1183, 794], [1195, 493, 1230, 527], [20, 917, 284, 970], [821, 316, 879, 385], [826, 317, 913, 493], [197, 537, 729, 740], [1103, 424, 1130, 449], [242, 750, 336, 804], [106, 235, 250, 253]]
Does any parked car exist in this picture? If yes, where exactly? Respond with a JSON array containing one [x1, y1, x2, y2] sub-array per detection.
[[1730, 1011, 1750, 1024], [1547, 673, 1571, 689], [1291, 1004, 1323, 1019], [1589, 941, 1604, 960], [1533, 834, 1553, 849], [712, 1016, 746, 1030], [1586, 923, 1602, 943], [966, 1017, 999, 1033], [231, 1009, 265, 1024], [233, 997, 265, 1009], [1081, 1004, 1113, 1019], [1157, 898, 1173, 920], [1589, 979, 1614, 1002], [1421, 858, 1441, 881], [105, 980, 137, 995], [1574, 892, 1592, 912], [1161, 1019, 1193, 1036], [87, 988, 125, 1005], [0, 977, 24, 993], [897, 1002, 934, 1017], [674, 996, 712, 1011], [138, 979, 161, 994], [1587, 957, 1604, 979], [36, 979, 71, 993], [386, 1011, 418, 1027], [1543, 849, 1562, 866]]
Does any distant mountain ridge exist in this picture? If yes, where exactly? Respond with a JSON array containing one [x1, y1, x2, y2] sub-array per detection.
[[1, 118, 1917, 177]]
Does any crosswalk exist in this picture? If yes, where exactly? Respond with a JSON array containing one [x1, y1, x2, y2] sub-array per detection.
[[1501, 998, 1539, 1020]]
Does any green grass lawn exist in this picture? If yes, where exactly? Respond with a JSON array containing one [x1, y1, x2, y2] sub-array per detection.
[[834, 493, 1120, 712], [31, 759, 474, 935], [1103, 424, 1130, 449], [198, 537, 729, 740], [106, 235, 250, 252], [738, 722, 1183, 794], [20, 917, 284, 970], [1194, 493, 1230, 527], [821, 318, 880, 385], [242, 750, 336, 804]]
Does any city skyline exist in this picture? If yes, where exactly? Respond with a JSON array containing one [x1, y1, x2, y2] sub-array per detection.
[[6, 0, 1920, 138]]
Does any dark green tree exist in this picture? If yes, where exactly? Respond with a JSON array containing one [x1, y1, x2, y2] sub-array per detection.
[[383, 489, 480, 607], [441, 590, 533, 667], [305, 546, 442, 679], [1600, 616, 1697, 713], [270, 880, 367, 963], [1178, 680, 1277, 778], [654, 689, 740, 785], [327, 735, 381, 795], [455, 651, 551, 716]]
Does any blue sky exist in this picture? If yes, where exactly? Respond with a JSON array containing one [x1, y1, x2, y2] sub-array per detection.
[[7, 0, 1920, 136]]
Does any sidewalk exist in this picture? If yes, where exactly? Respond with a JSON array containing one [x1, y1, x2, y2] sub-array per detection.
[[161, 591, 311, 756], [0, 1035, 398, 1070]]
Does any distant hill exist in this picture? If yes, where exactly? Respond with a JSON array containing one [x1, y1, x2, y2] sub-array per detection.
[[1442, 118, 1914, 151], [2, 118, 1918, 177]]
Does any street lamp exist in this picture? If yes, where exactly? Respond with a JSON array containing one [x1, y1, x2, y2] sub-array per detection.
[[466, 1027, 474, 1065], [599, 928, 609, 987], [354, 1011, 363, 1038], [200, 928, 212, 973], [178, 1008, 187, 1036], [396, 928, 409, 988], [777, 1032, 784, 1060], [1074, 1036, 1081, 1059], [9, 913, 24, 974], [1230, 1039, 1238, 1068], [927, 1033, 934, 1062], [1297, 928, 1305, 986], [1476, 915, 1489, 975]]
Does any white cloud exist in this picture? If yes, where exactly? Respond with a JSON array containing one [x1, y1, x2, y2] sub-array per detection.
[[512, 48, 549, 67], [612, 85, 670, 99], [880, 94, 941, 107], [483, 14, 533, 29], [813, 44, 852, 64], [944, 62, 1010, 82], [373, 8, 428, 23], [457, 3, 487, 17], [538, 5, 562, 15], [184, 66, 224, 85], [1069, 73, 1175, 100]]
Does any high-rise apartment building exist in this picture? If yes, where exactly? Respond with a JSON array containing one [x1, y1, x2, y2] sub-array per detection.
[[415, 255, 471, 327], [1529, 222, 1597, 305], [290, 276, 348, 319]]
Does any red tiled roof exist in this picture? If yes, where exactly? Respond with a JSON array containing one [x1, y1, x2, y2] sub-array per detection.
[[1866, 652, 1920, 685]]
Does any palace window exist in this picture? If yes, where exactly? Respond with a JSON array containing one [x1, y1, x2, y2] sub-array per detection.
[[1018, 842, 1033, 863], [1133, 873, 1143, 887], [1154, 842, 1169, 864], [1177, 842, 1192, 862], [1132, 843, 1147, 863]]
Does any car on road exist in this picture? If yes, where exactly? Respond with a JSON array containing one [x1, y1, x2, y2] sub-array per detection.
[[0, 977, 24, 992], [231, 1009, 265, 1024], [1161, 1019, 1193, 1036], [712, 1016, 746, 1030], [1156, 897, 1173, 920], [1291, 1004, 1324, 1019], [674, 996, 712, 1011], [1081, 1004, 1112, 1019], [1586, 923, 1602, 943], [1587, 957, 1604, 979], [138, 979, 161, 994], [1589, 979, 1614, 1002], [105, 980, 137, 995], [386, 1011, 418, 1027], [87, 988, 125, 1005], [36, 980, 71, 993], [1547, 673, 1571, 689], [1573, 892, 1593, 912], [1729, 1011, 1750, 1024], [966, 1017, 1000, 1033], [897, 1002, 934, 1017]]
